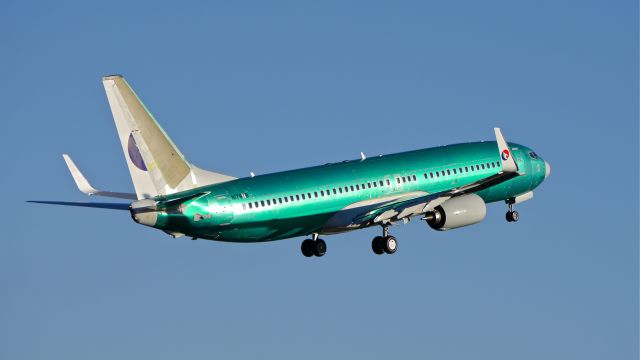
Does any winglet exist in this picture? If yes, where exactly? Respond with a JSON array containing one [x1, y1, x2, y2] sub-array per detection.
[[62, 154, 138, 200], [63, 154, 99, 196], [494, 128, 519, 173]]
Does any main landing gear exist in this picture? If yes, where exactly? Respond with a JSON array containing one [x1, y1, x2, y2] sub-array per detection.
[[301, 234, 326, 257], [505, 200, 520, 223], [372, 224, 397, 255]]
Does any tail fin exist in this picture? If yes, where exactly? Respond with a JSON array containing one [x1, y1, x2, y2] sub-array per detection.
[[102, 75, 235, 199]]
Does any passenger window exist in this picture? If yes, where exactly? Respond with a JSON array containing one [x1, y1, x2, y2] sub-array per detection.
[[453, 169, 457, 174], [248, 203, 253, 209], [326, 189, 330, 195], [272, 199, 276, 205], [300, 194, 304, 200], [465, 166, 468, 172], [314, 192, 317, 198], [356, 185, 360, 190], [278, 198, 282, 204], [291, 195, 295, 201], [345, 187, 349, 192], [320, 190, 324, 196], [333, 189, 337, 194], [350, 186, 354, 191], [424, 173, 428, 179], [386, 179, 391, 186], [362, 183, 365, 189], [373, 182, 377, 187], [476, 165, 480, 170], [481, 164, 485, 169], [284, 197, 288, 203], [447, 169, 451, 175], [254, 201, 259, 208], [379, 180, 384, 187], [260, 200, 265, 207], [339, 187, 343, 193], [266, 200, 270, 206], [307, 193, 311, 198], [413, 175, 417, 181], [430, 172, 434, 178], [396, 178, 400, 184], [402, 176, 406, 183]]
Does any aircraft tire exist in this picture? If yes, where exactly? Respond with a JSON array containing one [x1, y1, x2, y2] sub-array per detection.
[[313, 239, 327, 257], [372, 236, 385, 255], [301, 239, 315, 257], [383, 236, 398, 254]]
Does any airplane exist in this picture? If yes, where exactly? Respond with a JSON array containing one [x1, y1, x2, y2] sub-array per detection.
[[30, 75, 551, 257]]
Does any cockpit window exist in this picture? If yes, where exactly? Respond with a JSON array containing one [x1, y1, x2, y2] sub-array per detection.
[[528, 151, 539, 159]]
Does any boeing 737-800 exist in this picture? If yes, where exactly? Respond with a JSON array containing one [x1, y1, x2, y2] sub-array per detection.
[[31, 75, 551, 257]]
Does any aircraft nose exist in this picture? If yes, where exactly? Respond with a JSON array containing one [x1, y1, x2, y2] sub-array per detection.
[[544, 160, 551, 179]]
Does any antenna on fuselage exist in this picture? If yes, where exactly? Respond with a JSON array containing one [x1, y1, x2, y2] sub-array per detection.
[[250, 172, 255, 178], [360, 152, 366, 160]]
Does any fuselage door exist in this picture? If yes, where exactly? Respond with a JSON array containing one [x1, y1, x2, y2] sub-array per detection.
[[212, 196, 234, 225]]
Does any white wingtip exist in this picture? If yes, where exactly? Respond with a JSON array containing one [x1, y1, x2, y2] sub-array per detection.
[[62, 154, 138, 200], [62, 154, 98, 195], [494, 128, 519, 173]]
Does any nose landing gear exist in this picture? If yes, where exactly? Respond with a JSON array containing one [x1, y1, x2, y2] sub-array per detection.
[[505, 200, 519, 222]]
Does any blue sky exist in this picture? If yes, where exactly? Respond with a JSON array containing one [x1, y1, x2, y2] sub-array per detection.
[[1, 1, 637, 359]]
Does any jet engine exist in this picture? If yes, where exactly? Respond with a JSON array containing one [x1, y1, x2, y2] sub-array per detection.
[[425, 194, 486, 231]]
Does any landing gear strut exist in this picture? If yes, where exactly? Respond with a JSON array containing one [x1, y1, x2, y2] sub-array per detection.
[[372, 224, 398, 255], [505, 200, 519, 222], [301, 234, 326, 257]]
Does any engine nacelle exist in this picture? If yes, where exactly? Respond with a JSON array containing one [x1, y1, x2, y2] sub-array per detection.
[[426, 194, 486, 231]]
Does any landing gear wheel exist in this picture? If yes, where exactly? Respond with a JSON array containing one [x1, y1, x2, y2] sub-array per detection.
[[506, 210, 520, 222], [313, 239, 327, 257], [372, 236, 385, 255], [383, 236, 398, 254], [301, 239, 315, 257]]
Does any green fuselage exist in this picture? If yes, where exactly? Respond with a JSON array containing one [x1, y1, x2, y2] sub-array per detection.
[[152, 141, 547, 242]]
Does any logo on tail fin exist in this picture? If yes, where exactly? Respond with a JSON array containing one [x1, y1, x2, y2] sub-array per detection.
[[501, 149, 511, 161], [127, 133, 147, 171]]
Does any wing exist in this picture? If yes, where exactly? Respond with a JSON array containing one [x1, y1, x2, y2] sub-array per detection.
[[63, 154, 138, 200], [352, 128, 522, 225]]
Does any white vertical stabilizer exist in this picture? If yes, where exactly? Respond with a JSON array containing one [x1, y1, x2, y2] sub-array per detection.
[[102, 75, 236, 199]]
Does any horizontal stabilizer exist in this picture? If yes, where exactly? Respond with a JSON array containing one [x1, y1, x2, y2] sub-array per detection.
[[63, 154, 137, 200], [27, 201, 130, 210]]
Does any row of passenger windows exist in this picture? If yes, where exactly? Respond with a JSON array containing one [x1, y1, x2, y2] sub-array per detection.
[[422, 161, 499, 180], [243, 178, 393, 210], [242, 160, 500, 211]]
